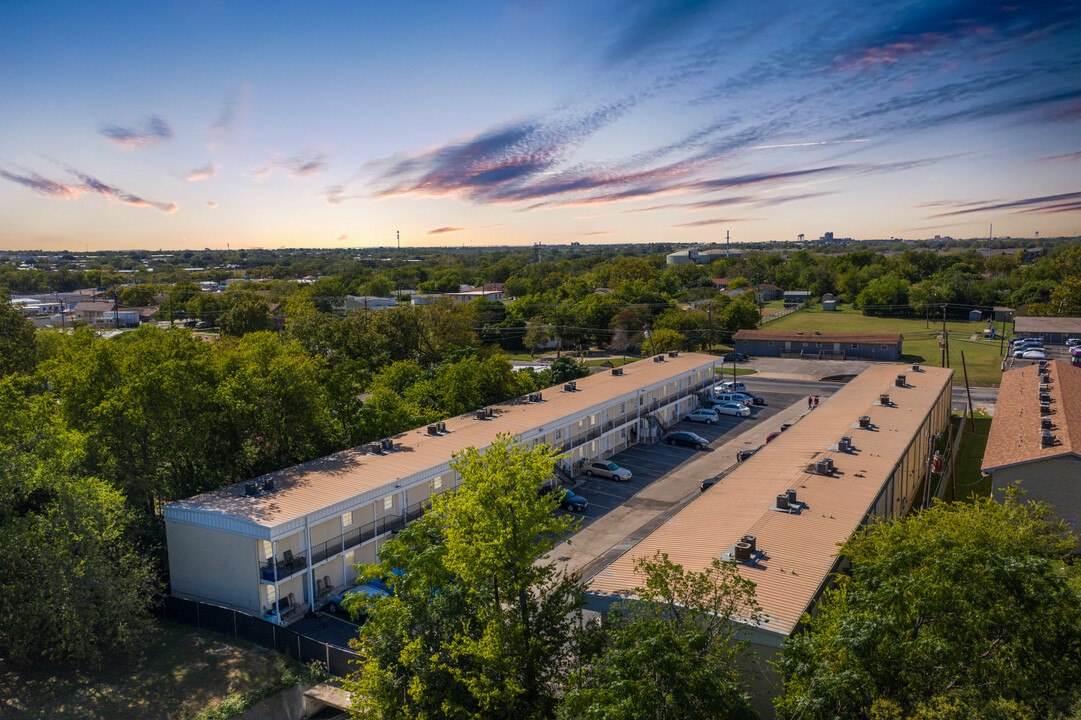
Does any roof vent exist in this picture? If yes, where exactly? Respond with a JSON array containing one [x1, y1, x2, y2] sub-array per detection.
[[1041, 416, 1052, 430], [653, 355, 665, 363], [244, 482, 260, 496], [895, 375, 906, 387], [741, 534, 757, 553], [381, 438, 393, 451], [486, 407, 495, 417], [879, 393, 891, 406], [1039, 383, 1051, 392], [1041, 430, 1055, 447], [366, 442, 383, 454], [1039, 371, 1051, 383], [814, 330, 821, 335], [775, 493, 789, 510], [786, 489, 798, 505], [912, 362, 921, 372], [263, 478, 274, 492], [796, 331, 803, 335], [611, 367, 624, 376], [734, 542, 752, 561], [1039, 392, 1051, 404], [437, 421, 447, 433], [858, 415, 871, 428], [1040, 401, 1051, 413], [669, 351, 679, 358], [427, 424, 439, 435], [475, 409, 487, 420], [838, 436, 852, 453], [564, 381, 577, 392]]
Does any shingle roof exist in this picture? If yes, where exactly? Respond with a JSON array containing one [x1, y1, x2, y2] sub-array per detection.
[[734, 329, 903, 344], [981, 360, 1081, 472], [588, 364, 953, 637]]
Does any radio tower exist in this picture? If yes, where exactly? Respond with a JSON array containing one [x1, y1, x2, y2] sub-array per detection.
[[726, 230, 730, 258]]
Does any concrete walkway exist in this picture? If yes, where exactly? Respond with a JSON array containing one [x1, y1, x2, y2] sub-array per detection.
[[548, 396, 820, 582]]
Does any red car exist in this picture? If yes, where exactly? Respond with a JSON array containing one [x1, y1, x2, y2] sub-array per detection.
[[765, 431, 782, 443]]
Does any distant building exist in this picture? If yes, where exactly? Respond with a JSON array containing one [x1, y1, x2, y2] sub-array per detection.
[[754, 284, 783, 301], [342, 295, 397, 311], [711, 278, 729, 290], [666, 248, 730, 266], [968, 309, 983, 321], [822, 300, 837, 312], [783, 290, 812, 307], [993, 306, 1015, 323], [982, 360, 1080, 552], [1014, 317, 1081, 344], [71, 301, 140, 327], [733, 329, 903, 361]]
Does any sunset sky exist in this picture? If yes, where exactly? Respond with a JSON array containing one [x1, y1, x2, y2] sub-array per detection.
[[1, 0, 1078, 251]]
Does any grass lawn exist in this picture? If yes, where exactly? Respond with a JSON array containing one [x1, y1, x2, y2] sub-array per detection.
[[951, 412, 993, 502], [763, 307, 1008, 385], [714, 367, 758, 376], [0, 621, 304, 720]]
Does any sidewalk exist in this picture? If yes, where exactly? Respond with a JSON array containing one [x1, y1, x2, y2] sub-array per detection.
[[547, 397, 817, 582]]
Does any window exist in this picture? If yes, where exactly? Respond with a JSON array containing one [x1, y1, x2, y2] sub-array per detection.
[[383, 496, 393, 511], [266, 584, 277, 607], [591, 441, 596, 453], [881, 344, 888, 349], [852, 343, 859, 349], [262, 540, 273, 560], [555, 428, 562, 440], [802, 342, 808, 347], [342, 511, 353, 528], [816, 342, 822, 348], [621, 428, 626, 437], [619, 402, 625, 414], [768, 341, 775, 347], [432, 475, 442, 490], [590, 414, 596, 426], [578, 419, 584, 429]]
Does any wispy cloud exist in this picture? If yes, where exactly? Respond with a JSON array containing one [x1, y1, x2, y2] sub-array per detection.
[[926, 192, 1081, 218], [254, 149, 328, 180], [605, 0, 727, 62], [186, 163, 217, 181], [207, 201, 218, 208], [427, 226, 465, 235], [99, 115, 174, 148], [337, 234, 348, 241], [206, 84, 249, 150], [673, 217, 754, 228], [0, 164, 177, 213]]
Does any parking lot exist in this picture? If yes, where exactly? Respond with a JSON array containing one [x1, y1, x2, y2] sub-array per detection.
[[558, 384, 818, 533]]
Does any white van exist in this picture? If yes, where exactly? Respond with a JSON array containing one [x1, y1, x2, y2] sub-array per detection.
[[715, 381, 746, 393], [712, 393, 749, 405]]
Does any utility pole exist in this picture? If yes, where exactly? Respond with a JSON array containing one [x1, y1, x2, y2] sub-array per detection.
[[707, 304, 713, 354], [113, 286, 120, 329], [644, 324, 656, 356], [961, 351, 975, 431], [941, 304, 947, 368], [726, 230, 730, 259]]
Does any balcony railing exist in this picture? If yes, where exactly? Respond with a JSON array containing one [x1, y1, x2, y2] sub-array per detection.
[[308, 509, 422, 567], [259, 552, 308, 582]]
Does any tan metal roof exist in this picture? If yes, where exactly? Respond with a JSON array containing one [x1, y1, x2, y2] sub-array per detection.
[[734, 329, 903, 344], [588, 364, 953, 637], [166, 353, 717, 529], [1013, 317, 1081, 334], [982, 360, 1081, 472]]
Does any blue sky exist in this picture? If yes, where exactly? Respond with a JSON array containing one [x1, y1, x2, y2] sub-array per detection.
[[1, 0, 1078, 250]]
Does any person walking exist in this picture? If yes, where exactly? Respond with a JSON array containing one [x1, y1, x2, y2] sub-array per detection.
[[808, 395, 814, 410], [813, 395, 820, 408]]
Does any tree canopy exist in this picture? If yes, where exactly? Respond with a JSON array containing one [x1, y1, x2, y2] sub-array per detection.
[[776, 493, 1081, 720]]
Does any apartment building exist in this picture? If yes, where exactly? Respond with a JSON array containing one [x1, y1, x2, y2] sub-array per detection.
[[982, 359, 1080, 552], [164, 352, 719, 624], [587, 364, 953, 716]]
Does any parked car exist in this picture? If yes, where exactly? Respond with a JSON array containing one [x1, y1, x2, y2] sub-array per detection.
[[1066, 338, 1081, 347], [736, 447, 760, 462], [715, 381, 747, 393], [326, 582, 390, 616], [1071, 346, 1081, 357], [713, 402, 751, 418], [765, 431, 782, 443], [780, 423, 793, 432], [666, 431, 709, 449], [366, 568, 406, 595], [585, 460, 632, 481], [1015, 340, 1043, 349], [1020, 349, 1047, 359], [729, 391, 766, 406], [194, 321, 212, 329], [559, 489, 589, 512], [686, 408, 720, 424], [722, 352, 749, 362]]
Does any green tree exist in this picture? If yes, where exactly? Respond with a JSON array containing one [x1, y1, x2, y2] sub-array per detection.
[[219, 295, 273, 336], [0, 294, 37, 376], [524, 318, 552, 357], [856, 275, 910, 316], [118, 284, 157, 307], [776, 493, 1081, 720], [348, 435, 584, 720], [561, 552, 760, 720], [0, 376, 159, 667]]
